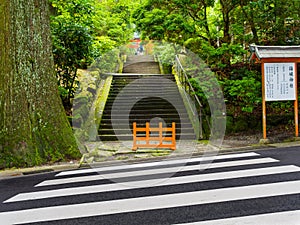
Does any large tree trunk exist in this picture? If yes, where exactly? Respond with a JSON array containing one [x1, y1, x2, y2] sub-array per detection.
[[0, 0, 80, 168]]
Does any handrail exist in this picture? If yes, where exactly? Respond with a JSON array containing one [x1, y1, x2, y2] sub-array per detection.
[[174, 55, 204, 139], [175, 55, 203, 108]]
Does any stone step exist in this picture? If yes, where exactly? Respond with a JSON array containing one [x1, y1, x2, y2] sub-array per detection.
[[98, 127, 194, 135], [113, 73, 173, 77], [98, 68, 196, 141], [109, 88, 178, 93], [110, 87, 177, 92], [108, 90, 179, 95], [110, 84, 177, 88], [101, 113, 189, 119], [123, 59, 157, 64], [111, 73, 171, 77], [110, 73, 174, 79], [103, 105, 186, 110], [107, 92, 180, 96], [99, 123, 194, 129], [106, 96, 182, 101], [112, 81, 176, 86], [103, 102, 186, 108], [100, 121, 193, 128], [127, 54, 155, 59], [112, 76, 174, 81], [113, 76, 175, 80], [123, 62, 160, 74], [112, 77, 175, 85], [125, 55, 156, 63], [105, 97, 184, 102], [103, 108, 188, 114], [100, 118, 191, 124], [102, 110, 188, 115], [98, 133, 196, 141]]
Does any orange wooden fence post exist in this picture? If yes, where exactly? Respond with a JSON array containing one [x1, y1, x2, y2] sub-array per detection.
[[132, 122, 137, 150], [159, 122, 163, 146], [146, 122, 150, 145], [132, 122, 176, 150], [171, 122, 176, 150]]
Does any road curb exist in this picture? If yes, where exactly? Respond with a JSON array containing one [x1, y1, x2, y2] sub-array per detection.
[[1, 141, 300, 179]]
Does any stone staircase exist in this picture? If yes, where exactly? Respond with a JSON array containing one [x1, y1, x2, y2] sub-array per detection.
[[98, 56, 196, 141], [123, 55, 160, 74]]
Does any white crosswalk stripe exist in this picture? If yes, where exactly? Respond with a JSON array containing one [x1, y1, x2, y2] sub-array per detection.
[[1, 180, 300, 224], [5, 165, 300, 203], [36, 157, 278, 187], [55, 152, 260, 177], [1, 151, 300, 225]]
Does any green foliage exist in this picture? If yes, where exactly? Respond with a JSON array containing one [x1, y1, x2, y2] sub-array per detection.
[[50, 0, 96, 109], [240, 0, 300, 45], [196, 43, 247, 69], [58, 86, 68, 99], [270, 101, 294, 114], [175, 54, 224, 117], [49, 0, 300, 135], [52, 22, 94, 97], [132, 0, 300, 133], [90, 49, 121, 73], [153, 43, 176, 73], [50, 0, 140, 110], [134, 0, 300, 67], [134, 8, 168, 40], [94, 0, 138, 52], [93, 36, 117, 54], [222, 70, 261, 113], [133, 3, 195, 44], [51, 0, 95, 25]]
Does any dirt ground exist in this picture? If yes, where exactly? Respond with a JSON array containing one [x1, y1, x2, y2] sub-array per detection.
[[223, 124, 296, 147]]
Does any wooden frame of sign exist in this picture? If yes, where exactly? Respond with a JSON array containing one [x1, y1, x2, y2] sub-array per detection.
[[249, 45, 300, 141]]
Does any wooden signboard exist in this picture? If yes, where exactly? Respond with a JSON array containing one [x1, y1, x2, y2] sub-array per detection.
[[264, 63, 296, 101], [250, 45, 300, 140]]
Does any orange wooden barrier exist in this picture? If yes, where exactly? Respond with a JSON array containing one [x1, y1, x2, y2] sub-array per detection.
[[132, 122, 176, 150]]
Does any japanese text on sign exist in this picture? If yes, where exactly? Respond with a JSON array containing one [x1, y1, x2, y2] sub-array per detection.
[[264, 63, 296, 101]]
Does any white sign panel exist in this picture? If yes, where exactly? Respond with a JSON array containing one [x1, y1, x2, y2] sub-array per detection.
[[264, 63, 296, 101]]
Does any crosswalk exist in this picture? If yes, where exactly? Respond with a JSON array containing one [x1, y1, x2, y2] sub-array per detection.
[[1, 151, 300, 224]]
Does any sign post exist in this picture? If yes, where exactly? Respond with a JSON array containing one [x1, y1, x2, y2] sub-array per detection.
[[294, 63, 299, 137], [250, 45, 300, 141]]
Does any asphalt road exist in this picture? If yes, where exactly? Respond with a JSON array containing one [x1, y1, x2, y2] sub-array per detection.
[[0, 146, 300, 225]]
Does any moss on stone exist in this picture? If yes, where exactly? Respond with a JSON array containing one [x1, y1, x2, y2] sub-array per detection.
[[73, 70, 113, 143], [95, 75, 113, 126], [0, 0, 80, 169]]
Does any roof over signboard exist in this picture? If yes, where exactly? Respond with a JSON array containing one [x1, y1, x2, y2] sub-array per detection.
[[249, 44, 300, 61]]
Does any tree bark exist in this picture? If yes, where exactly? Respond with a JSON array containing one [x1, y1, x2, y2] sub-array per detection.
[[0, 0, 80, 168]]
